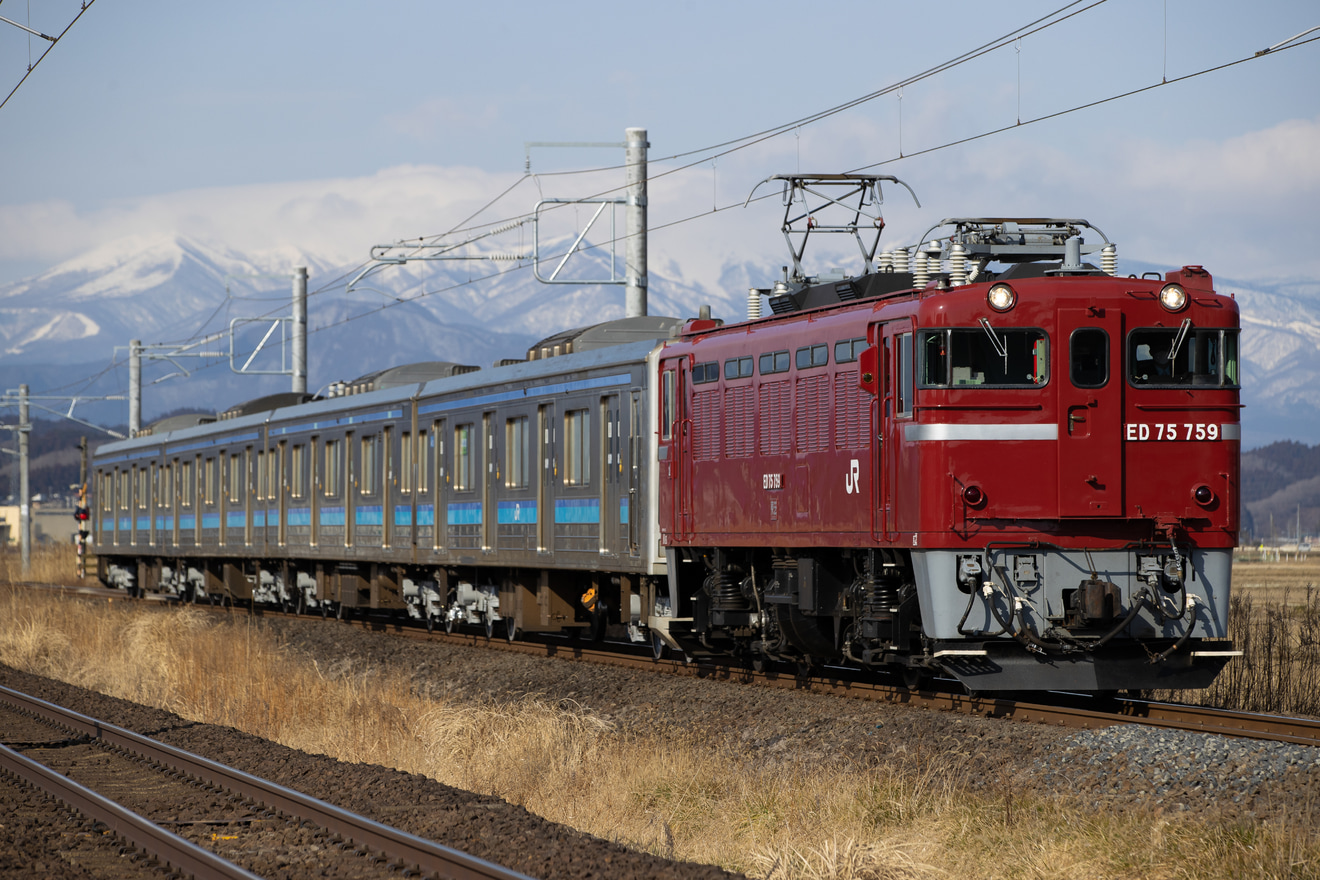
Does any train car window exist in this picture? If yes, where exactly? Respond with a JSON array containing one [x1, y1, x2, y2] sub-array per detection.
[[181, 460, 194, 507], [918, 328, 1049, 387], [1070, 328, 1109, 388], [691, 361, 719, 384], [661, 370, 675, 440], [420, 428, 432, 491], [506, 417, 528, 488], [564, 409, 590, 486], [361, 435, 378, 495], [455, 424, 473, 491], [256, 451, 266, 499], [759, 350, 790, 375], [795, 344, 828, 370], [724, 356, 753, 380], [229, 454, 242, 503], [400, 433, 412, 493], [323, 440, 341, 496], [1128, 328, 1240, 387], [834, 338, 866, 363], [138, 467, 150, 509], [204, 457, 217, 505], [291, 445, 306, 498], [161, 463, 173, 507], [897, 333, 914, 415]]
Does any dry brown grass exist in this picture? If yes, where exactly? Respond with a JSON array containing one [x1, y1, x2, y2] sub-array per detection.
[[2, 588, 1318, 879], [1231, 557, 1320, 605], [0, 544, 90, 587]]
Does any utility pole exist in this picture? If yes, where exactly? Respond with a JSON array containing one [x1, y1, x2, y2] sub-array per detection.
[[18, 384, 30, 577], [624, 127, 649, 318], [76, 436, 88, 579], [292, 266, 307, 394], [129, 339, 142, 436]]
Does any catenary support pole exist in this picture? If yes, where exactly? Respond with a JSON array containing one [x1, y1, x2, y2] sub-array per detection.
[[624, 127, 648, 318], [128, 339, 141, 436], [292, 267, 307, 394], [18, 384, 30, 577]]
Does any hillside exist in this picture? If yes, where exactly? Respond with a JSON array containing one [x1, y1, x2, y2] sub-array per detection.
[[1240, 441, 1320, 542]]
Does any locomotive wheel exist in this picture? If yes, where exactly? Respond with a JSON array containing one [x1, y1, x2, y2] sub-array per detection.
[[444, 614, 455, 634], [750, 655, 768, 674], [651, 631, 666, 660], [902, 667, 927, 692], [505, 618, 518, 643], [484, 615, 495, 639]]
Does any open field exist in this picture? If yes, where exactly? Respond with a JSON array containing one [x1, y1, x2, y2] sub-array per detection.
[[1230, 557, 1320, 605], [2, 582, 1319, 878]]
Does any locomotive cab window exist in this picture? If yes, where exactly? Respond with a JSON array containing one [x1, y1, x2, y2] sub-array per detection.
[[1070, 328, 1109, 388], [1128, 327, 1240, 387], [919, 327, 1049, 387]]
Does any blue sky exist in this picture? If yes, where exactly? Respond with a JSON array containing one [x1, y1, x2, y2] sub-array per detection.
[[1, 0, 1317, 289]]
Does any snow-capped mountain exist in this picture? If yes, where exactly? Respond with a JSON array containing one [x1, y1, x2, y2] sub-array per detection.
[[0, 234, 1315, 449]]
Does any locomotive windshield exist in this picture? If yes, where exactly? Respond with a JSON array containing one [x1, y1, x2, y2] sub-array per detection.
[[1127, 327, 1239, 387], [919, 328, 1048, 387]]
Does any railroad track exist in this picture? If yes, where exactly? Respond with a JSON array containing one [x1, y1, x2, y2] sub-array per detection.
[[27, 582, 1320, 750], [0, 683, 534, 880]]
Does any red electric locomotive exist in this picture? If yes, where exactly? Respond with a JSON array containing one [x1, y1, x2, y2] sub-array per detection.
[[652, 175, 1239, 692]]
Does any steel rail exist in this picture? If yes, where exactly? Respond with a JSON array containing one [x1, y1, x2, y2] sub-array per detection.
[[0, 685, 535, 880], [349, 620, 1320, 747], [0, 740, 262, 880]]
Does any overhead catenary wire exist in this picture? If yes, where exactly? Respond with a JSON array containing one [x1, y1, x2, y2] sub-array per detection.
[[0, 0, 98, 113]]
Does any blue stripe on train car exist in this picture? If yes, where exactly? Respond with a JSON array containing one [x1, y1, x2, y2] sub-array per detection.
[[101, 518, 113, 532], [135, 517, 149, 530], [180, 514, 196, 530], [119, 517, 131, 530], [555, 498, 600, 524], [394, 505, 412, 526], [226, 512, 245, 528], [201, 513, 220, 529], [417, 504, 435, 526], [253, 511, 265, 528], [621, 497, 629, 524], [497, 500, 537, 524], [448, 502, 482, 525], [356, 505, 383, 526], [155, 516, 173, 530], [287, 508, 311, 527], [321, 507, 345, 526]]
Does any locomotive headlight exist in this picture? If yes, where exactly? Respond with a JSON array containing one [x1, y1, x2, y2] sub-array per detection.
[[1159, 283, 1188, 312], [987, 283, 1016, 312]]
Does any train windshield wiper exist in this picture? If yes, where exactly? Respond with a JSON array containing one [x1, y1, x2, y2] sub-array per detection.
[[1167, 317, 1192, 366]]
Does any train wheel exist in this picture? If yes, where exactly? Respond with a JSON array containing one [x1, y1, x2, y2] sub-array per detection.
[[651, 631, 666, 660], [444, 614, 455, 634], [902, 667, 927, 692], [484, 615, 495, 639], [320, 601, 330, 619], [750, 655, 767, 674], [425, 613, 435, 634], [505, 618, 518, 643]]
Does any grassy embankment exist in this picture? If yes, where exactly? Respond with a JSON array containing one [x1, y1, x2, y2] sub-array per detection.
[[1, 547, 1317, 879]]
